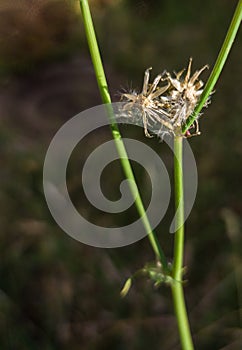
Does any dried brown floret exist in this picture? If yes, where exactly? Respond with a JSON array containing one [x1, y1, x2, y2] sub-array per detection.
[[161, 58, 209, 134], [121, 67, 172, 137]]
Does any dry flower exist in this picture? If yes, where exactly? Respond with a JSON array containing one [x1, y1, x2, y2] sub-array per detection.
[[120, 58, 210, 138]]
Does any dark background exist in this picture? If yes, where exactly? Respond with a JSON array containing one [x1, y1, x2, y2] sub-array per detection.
[[0, 0, 241, 349]]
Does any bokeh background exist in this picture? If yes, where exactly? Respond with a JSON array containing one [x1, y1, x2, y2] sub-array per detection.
[[0, 0, 242, 349]]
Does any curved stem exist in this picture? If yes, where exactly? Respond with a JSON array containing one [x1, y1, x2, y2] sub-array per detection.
[[171, 136, 194, 350], [183, 0, 242, 133], [79, 0, 167, 268]]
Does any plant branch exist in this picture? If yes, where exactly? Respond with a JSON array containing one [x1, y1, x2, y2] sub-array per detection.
[[182, 0, 242, 133], [79, 0, 167, 268]]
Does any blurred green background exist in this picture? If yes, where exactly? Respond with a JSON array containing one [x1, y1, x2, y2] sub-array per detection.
[[0, 0, 242, 349]]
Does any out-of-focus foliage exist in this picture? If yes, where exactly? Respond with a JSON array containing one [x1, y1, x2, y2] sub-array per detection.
[[0, 0, 241, 349], [0, 0, 82, 73]]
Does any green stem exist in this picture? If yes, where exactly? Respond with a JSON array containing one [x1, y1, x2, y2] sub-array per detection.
[[79, 0, 167, 268], [171, 136, 194, 350], [171, 283, 194, 350], [175, 2, 241, 345], [183, 0, 242, 133], [172, 137, 185, 281]]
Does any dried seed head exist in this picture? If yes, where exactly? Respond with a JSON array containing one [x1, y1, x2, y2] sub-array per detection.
[[120, 58, 211, 138], [120, 67, 172, 137]]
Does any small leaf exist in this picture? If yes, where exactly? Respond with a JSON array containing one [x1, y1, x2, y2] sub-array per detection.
[[120, 278, 132, 298]]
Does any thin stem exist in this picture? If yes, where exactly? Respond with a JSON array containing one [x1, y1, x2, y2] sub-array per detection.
[[174, 3, 241, 346], [171, 283, 194, 350], [171, 136, 194, 350], [183, 0, 242, 133], [79, 0, 167, 268], [172, 137, 185, 281]]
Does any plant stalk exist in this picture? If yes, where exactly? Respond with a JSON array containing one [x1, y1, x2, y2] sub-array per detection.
[[79, 0, 167, 268], [183, 0, 242, 133], [171, 136, 194, 350]]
